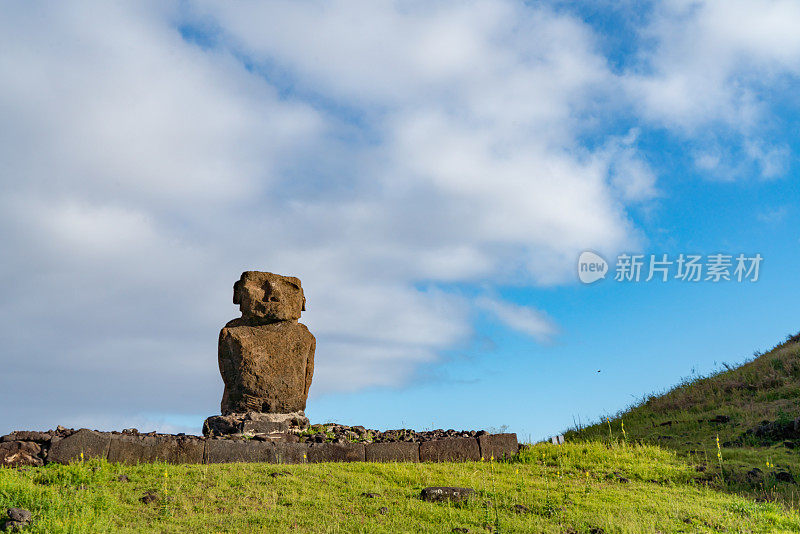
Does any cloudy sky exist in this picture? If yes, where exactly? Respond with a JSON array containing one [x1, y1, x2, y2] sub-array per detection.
[[1, 0, 798, 438]]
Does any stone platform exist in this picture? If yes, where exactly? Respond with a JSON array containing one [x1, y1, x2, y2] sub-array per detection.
[[0, 427, 519, 467]]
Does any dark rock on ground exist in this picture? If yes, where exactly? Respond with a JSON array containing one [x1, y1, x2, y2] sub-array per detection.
[[745, 418, 800, 443], [747, 467, 763, 481], [6, 510, 31, 524], [709, 415, 731, 424], [420, 487, 475, 503], [775, 471, 794, 483], [378, 506, 388, 515], [513, 504, 529, 513], [139, 492, 160, 505], [2, 508, 32, 532]]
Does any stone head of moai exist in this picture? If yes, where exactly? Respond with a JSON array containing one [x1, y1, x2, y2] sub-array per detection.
[[233, 271, 306, 324]]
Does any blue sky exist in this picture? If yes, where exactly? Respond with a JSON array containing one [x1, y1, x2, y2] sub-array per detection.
[[1, 1, 798, 440]]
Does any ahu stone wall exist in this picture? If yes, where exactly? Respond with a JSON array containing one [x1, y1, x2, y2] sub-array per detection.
[[1, 429, 519, 467]]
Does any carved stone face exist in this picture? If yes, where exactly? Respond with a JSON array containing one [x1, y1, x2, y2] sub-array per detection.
[[233, 271, 306, 323]]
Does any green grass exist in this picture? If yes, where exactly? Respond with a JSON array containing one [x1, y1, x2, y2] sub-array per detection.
[[567, 333, 800, 508], [2, 442, 798, 532], [5, 334, 799, 531]]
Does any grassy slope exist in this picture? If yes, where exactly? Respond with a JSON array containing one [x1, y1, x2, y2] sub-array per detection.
[[2, 442, 798, 533], [567, 334, 800, 507]]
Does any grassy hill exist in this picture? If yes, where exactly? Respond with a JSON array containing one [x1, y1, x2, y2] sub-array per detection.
[[2, 442, 798, 533], [567, 332, 800, 507]]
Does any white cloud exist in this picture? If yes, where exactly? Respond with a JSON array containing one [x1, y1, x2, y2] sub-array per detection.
[[625, 0, 800, 178], [599, 129, 659, 203], [477, 297, 558, 343], [194, 0, 643, 280], [756, 205, 789, 225]]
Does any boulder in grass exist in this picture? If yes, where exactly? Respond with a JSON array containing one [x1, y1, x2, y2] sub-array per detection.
[[2, 508, 32, 532], [420, 487, 475, 503]]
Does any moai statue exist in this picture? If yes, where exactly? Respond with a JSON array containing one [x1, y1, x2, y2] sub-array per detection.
[[217, 271, 316, 415]]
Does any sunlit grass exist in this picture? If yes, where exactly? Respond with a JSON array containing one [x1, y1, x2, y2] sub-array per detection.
[[567, 337, 800, 508], [1, 441, 797, 533]]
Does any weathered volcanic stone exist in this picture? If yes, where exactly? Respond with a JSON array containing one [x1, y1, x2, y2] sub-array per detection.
[[204, 439, 276, 464], [307, 443, 365, 463], [4, 507, 33, 531], [202, 415, 239, 436], [47, 429, 110, 464], [419, 437, 481, 462], [219, 320, 315, 414], [0, 441, 43, 467], [162, 437, 205, 463], [203, 411, 309, 437], [478, 433, 519, 460], [270, 443, 307, 464], [365, 442, 420, 463], [420, 487, 475, 503], [233, 271, 306, 324], [242, 419, 288, 435], [7, 508, 32, 524], [1, 431, 51, 443], [108, 435, 203, 465]]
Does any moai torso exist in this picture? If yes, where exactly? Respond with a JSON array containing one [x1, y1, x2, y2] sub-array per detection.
[[218, 272, 315, 414]]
